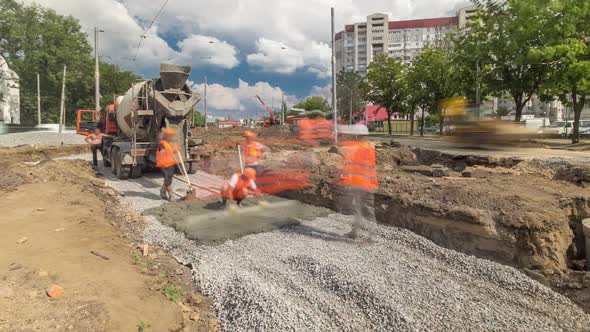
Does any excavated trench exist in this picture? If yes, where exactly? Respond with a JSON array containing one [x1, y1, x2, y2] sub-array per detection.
[[275, 145, 590, 277]]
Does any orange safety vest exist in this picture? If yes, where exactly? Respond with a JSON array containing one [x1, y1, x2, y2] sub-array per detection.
[[299, 118, 318, 141], [244, 141, 262, 165], [339, 141, 377, 192], [314, 119, 333, 140], [156, 140, 178, 168], [231, 173, 253, 199]]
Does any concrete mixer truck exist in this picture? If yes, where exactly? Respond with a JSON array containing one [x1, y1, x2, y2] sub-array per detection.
[[77, 63, 201, 179]]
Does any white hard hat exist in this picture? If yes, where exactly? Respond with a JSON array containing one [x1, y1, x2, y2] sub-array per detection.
[[338, 124, 369, 136]]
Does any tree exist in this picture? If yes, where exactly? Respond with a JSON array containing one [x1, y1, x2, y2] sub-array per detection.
[[493, 107, 511, 119], [364, 55, 408, 135], [336, 71, 366, 124], [534, 0, 590, 144], [407, 47, 458, 136], [293, 96, 331, 114], [192, 110, 205, 127], [0, 0, 141, 125], [455, 0, 554, 122]]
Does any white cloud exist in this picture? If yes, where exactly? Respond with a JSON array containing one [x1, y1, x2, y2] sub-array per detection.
[[191, 79, 297, 117], [22, 0, 240, 71], [246, 39, 304, 74], [309, 85, 333, 104], [23, 0, 472, 77], [246, 38, 332, 78]]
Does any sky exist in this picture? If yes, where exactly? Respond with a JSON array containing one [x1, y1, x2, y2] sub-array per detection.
[[23, 0, 471, 118]]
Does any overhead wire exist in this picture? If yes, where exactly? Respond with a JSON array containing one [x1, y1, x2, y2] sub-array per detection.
[[132, 0, 171, 61]]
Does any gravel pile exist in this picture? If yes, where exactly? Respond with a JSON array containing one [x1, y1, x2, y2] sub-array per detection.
[[525, 157, 572, 170], [144, 213, 590, 332], [0, 131, 84, 147]]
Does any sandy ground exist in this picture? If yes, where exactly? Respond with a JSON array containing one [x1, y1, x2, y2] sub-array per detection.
[[0, 146, 215, 332]]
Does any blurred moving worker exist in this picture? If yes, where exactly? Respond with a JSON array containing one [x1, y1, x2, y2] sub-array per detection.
[[157, 128, 180, 201], [84, 127, 106, 168], [337, 125, 377, 239], [220, 167, 260, 206], [243, 131, 268, 175], [298, 118, 333, 146]]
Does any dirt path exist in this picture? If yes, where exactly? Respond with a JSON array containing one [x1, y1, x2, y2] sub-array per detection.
[[0, 147, 214, 332]]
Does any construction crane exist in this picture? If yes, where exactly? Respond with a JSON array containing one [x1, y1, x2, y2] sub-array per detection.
[[255, 94, 279, 127]]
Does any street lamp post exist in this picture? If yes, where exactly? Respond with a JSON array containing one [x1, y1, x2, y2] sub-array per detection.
[[94, 27, 104, 113], [331, 7, 338, 142]]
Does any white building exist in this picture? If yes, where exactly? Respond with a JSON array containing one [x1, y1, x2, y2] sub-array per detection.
[[335, 7, 477, 73], [0, 55, 20, 124]]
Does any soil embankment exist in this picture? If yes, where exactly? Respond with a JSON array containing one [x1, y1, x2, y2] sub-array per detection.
[[0, 146, 215, 331]]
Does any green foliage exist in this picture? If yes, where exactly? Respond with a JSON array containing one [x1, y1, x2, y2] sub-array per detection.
[[493, 107, 511, 119], [336, 71, 366, 123], [192, 110, 205, 127], [454, 0, 553, 122], [533, 0, 590, 143], [131, 252, 147, 268], [0, 0, 141, 125], [364, 54, 408, 135], [406, 47, 458, 135], [293, 96, 331, 114], [162, 284, 183, 303]]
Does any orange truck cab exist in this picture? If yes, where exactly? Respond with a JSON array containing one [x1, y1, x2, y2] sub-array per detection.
[[76, 110, 99, 136], [76, 104, 119, 136]]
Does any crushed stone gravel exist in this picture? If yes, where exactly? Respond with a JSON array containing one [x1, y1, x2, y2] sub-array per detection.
[[0, 131, 84, 147], [144, 213, 590, 331]]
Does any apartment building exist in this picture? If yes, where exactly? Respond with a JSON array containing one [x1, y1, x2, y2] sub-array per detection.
[[336, 6, 476, 73]]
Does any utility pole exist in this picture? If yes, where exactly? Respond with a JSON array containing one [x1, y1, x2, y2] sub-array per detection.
[[281, 92, 285, 125], [204, 76, 208, 131], [349, 94, 353, 125], [94, 27, 101, 113], [36, 74, 41, 126], [271, 95, 274, 124], [59, 65, 67, 142], [331, 7, 338, 142]]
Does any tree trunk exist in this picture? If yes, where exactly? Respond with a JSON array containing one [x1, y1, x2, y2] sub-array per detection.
[[387, 113, 392, 136], [420, 106, 425, 137], [410, 112, 415, 136], [513, 93, 527, 123], [571, 93, 585, 144], [438, 106, 444, 136]]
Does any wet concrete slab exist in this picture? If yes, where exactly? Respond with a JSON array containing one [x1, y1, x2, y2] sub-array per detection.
[[146, 197, 331, 243]]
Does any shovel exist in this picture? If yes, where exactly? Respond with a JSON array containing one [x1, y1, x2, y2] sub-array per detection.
[[176, 151, 198, 200]]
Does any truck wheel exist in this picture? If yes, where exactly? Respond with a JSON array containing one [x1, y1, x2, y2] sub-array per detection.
[[103, 156, 111, 168], [130, 165, 142, 178], [113, 148, 130, 180], [187, 162, 198, 175], [111, 147, 119, 175]]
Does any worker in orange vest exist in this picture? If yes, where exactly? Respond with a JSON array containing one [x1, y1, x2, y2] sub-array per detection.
[[243, 131, 268, 176], [220, 167, 261, 206], [314, 118, 334, 143], [156, 128, 181, 201], [337, 124, 377, 238], [297, 118, 318, 146]]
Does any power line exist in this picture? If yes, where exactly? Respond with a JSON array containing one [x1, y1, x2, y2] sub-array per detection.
[[132, 0, 171, 61]]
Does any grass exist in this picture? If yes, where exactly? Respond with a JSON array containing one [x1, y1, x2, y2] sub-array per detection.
[[162, 284, 183, 303], [131, 252, 148, 269], [137, 321, 150, 332]]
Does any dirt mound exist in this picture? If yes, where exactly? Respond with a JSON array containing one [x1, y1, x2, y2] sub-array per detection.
[[257, 125, 297, 137], [555, 164, 590, 188]]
